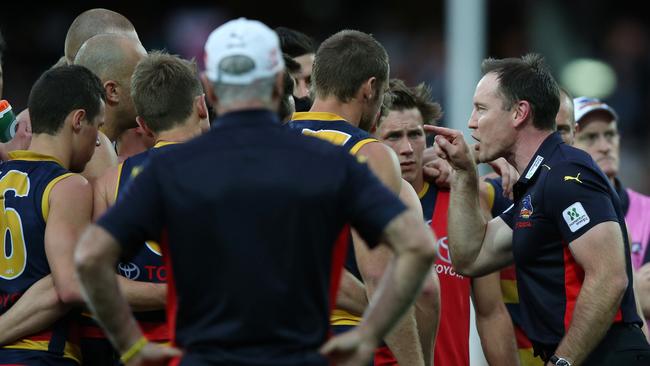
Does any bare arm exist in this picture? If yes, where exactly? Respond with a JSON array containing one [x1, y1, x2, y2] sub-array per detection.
[[551, 221, 629, 365], [93, 164, 167, 312], [335, 271, 368, 317], [353, 143, 426, 366], [92, 164, 119, 221], [0, 275, 68, 345], [431, 126, 514, 276], [45, 175, 94, 305], [400, 179, 439, 366], [635, 263, 650, 319], [76, 226, 180, 364], [472, 274, 520, 366], [117, 277, 167, 312], [82, 131, 118, 182], [321, 210, 437, 366]]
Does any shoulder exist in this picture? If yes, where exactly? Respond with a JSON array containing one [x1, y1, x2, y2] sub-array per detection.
[[356, 140, 397, 162], [50, 174, 91, 197], [544, 157, 608, 189], [94, 163, 120, 197]]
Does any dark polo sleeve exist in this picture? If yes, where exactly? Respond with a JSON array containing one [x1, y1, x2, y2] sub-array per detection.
[[544, 161, 619, 243]]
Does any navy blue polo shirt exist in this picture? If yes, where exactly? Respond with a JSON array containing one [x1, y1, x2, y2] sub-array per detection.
[[499, 132, 641, 346], [97, 109, 407, 366]]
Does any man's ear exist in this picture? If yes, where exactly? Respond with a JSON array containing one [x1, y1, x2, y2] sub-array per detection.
[[104, 80, 120, 105], [200, 72, 217, 105], [135, 116, 154, 137], [195, 94, 208, 119], [358, 77, 377, 101], [512, 100, 532, 128], [70, 109, 87, 133]]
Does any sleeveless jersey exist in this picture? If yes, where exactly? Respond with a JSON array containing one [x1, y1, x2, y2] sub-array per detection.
[[420, 183, 472, 366], [80, 142, 175, 342], [0, 150, 80, 364], [288, 112, 378, 327]]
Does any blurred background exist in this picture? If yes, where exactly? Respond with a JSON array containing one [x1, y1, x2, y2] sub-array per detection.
[[1, 0, 649, 194]]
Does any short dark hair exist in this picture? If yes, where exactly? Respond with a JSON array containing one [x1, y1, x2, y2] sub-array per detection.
[[279, 54, 297, 121], [28, 65, 106, 135], [481, 53, 559, 130], [381, 79, 442, 126], [275, 27, 316, 58], [312, 30, 389, 102], [131, 51, 203, 133]]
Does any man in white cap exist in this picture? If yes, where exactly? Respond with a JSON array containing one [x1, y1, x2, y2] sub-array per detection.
[[74, 18, 436, 366], [573, 97, 650, 325]]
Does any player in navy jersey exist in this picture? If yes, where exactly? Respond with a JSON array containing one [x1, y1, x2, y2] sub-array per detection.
[[79, 52, 210, 365], [433, 53, 650, 366], [0, 65, 106, 365], [74, 18, 436, 366], [288, 30, 439, 366]]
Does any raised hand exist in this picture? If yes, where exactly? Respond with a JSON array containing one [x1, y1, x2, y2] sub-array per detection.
[[423, 125, 476, 172]]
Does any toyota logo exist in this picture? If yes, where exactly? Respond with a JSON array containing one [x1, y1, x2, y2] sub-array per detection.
[[117, 262, 141, 280], [436, 237, 452, 264]]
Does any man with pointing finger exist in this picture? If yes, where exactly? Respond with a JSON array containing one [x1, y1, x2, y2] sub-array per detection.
[[430, 53, 650, 366]]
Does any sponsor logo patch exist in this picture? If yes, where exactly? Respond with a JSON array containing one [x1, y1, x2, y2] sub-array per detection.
[[117, 262, 140, 280], [562, 202, 590, 232], [519, 195, 533, 219]]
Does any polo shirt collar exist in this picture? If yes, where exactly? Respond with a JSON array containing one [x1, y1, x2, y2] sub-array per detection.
[[517, 131, 563, 185], [512, 132, 562, 199]]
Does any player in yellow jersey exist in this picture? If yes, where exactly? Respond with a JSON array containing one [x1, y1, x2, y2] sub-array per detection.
[[288, 30, 439, 366], [0, 65, 105, 365]]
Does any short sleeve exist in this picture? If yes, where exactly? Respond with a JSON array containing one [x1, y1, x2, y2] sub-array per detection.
[[545, 161, 619, 243], [499, 202, 516, 229], [97, 157, 165, 257], [340, 152, 407, 248], [485, 177, 513, 218]]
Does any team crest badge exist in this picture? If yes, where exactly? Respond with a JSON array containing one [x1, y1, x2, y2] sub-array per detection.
[[519, 195, 533, 219]]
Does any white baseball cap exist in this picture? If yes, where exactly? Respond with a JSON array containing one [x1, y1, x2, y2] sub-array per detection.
[[573, 96, 619, 126], [204, 18, 284, 85]]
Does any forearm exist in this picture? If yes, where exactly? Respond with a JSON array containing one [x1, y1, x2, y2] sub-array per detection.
[[117, 276, 167, 312], [553, 274, 626, 365], [360, 252, 433, 366], [414, 272, 440, 366], [449, 169, 488, 270], [383, 308, 425, 366], [0, 276, 69, 345], [476, 303, 519, 366], [78, 261, 144, 354], [632, 278, 649, 338], [335, 270, 368, 317]]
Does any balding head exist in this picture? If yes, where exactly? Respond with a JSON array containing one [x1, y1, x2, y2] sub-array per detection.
[[74, 33, 146, 140], [74, 33, 146, 83], [64, 8, 139, 64]]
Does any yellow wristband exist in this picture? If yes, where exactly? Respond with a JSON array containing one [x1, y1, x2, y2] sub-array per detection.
[[120, 336, 149, 364]]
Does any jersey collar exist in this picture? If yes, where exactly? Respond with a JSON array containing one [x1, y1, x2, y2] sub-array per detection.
[[513, 131, 562, 198], [7, 150, 64, 167], [291, 111, 346, 122]]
